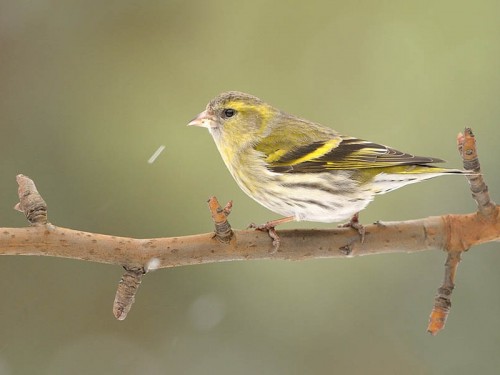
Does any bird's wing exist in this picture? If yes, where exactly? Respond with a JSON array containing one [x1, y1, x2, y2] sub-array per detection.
[[254, 120, 443, 173]]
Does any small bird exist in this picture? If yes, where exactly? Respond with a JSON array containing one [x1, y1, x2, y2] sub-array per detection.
[[188, 91, 463, 245]]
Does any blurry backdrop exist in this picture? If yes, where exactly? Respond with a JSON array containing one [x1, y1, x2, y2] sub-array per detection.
[[1, 1, 500, 374]]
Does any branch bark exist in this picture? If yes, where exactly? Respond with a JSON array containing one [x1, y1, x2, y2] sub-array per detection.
[[1, 210, 498, 267], [1, 128, 498, 332]]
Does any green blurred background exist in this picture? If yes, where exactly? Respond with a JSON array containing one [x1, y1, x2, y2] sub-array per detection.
[[1, 1, 500, 374]]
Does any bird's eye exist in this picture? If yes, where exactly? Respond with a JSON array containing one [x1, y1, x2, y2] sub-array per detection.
[[222, 108, 236, 118]]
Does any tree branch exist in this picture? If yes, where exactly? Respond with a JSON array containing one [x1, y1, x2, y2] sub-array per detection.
[[1, 210, 498, 265], [1, 128, 498, 333]]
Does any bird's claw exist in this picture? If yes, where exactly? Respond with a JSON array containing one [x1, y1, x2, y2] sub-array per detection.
[[248, 222, 281, 253], [339, 213, 366, 243]]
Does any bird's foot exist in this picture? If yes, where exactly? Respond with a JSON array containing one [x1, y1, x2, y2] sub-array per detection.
[[248, 216, 295, 253], [339, 213, 365, 243]]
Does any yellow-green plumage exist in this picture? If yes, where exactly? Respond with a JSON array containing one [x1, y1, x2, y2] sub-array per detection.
[[188, 91, 463, 223]]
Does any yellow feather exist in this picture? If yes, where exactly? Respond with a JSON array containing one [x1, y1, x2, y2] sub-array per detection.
[[265, 149, 288, 163], [288, 139, 341, 165]]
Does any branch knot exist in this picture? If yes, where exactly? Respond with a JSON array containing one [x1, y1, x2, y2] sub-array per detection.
[[14, 174, 48, 225]]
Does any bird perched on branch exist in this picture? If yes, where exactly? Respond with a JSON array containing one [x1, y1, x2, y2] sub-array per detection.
[[188, 91, 463, 246]]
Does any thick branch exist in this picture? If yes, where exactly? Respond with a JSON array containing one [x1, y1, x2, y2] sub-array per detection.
[[1, 210, 498, 269]]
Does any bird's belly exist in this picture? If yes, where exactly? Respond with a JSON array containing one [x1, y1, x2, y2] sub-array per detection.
[[257, 192, 372, 223], [239, 171, 374, 223]]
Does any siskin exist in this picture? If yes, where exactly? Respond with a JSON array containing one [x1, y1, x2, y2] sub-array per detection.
[[188, 91, 463, 236]]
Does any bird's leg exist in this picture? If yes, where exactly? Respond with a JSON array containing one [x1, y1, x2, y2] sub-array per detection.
[[248, 216, 295, 253], [339, 212, 366, 243]]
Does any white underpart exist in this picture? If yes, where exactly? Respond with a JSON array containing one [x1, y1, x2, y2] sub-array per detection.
[[264, 172, 372, 222]]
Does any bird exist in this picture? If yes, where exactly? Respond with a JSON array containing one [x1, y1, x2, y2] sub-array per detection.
[[188, 91, 463, 247]]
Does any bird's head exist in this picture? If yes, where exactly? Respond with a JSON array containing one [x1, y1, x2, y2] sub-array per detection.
[[188, 91, 278, 149]]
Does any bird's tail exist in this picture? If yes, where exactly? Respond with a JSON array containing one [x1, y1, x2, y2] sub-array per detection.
[[371, 166, 475, 195]]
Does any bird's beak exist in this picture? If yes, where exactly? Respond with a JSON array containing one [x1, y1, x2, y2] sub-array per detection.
[[187, 110, 217, 128]]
